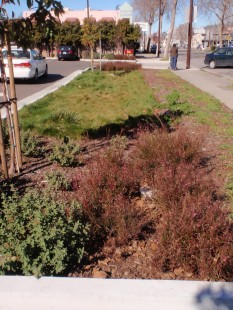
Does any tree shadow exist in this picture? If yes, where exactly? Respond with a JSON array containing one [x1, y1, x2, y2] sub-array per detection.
[[195, 285, 233, 310], [83, 112, 176, 140]]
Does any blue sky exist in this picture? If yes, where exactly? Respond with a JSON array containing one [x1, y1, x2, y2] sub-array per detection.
[[5, 0, 127, 16], [5, 0, 204, 32]]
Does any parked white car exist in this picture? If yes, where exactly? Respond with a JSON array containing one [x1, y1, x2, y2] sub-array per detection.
[[2, 48, 48, 82]]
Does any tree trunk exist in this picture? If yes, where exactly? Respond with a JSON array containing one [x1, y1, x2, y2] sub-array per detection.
[[91, 47, 94, 72], [146, 23, 152, 52], [164, 0, 178, 59], [218, 21, 224, 47]]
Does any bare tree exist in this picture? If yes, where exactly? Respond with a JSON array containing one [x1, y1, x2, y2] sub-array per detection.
[[164, 0, 179, 58], [197, 0, 233, 46], [131, 0, 160, 51], [174, 23, 189, 46]]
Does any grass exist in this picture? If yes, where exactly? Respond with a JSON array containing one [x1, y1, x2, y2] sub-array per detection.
[[154, 70, 233, 137], [19, 70, 157, 139]]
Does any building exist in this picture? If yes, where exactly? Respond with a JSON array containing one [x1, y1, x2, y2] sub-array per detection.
[[22, 1, 133, 25]]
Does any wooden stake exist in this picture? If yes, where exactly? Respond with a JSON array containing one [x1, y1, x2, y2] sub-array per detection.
[[5, 25, 22, 169], [0, 110, 8, 179]]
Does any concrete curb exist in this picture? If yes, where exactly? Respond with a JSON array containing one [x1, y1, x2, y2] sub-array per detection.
[[0, 277, 232, 310], [17, 67, 90, 110]]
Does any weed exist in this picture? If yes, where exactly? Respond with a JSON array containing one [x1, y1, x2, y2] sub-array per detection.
[[21, 130, 45, 157], [45, 170, 71, 191], [49, 136, 81, 167]]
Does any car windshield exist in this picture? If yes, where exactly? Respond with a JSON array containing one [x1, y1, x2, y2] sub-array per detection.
[[60, 46, 72, 51], [3, 50, 30, 59], [214, 48, 226, 55]]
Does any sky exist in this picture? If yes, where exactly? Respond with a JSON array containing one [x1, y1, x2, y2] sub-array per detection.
[[4, 0, 205, 32]]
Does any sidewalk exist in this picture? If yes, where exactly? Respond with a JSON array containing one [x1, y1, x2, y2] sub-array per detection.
[[136, 55, 233, 110], [0, 276, 233, 310]]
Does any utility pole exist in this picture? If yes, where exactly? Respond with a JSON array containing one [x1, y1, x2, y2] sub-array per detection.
[[186, 0, 193, 69], [99, 31, 102, 71], [156, 0, 161, 58], [87, 0, 90, 18]]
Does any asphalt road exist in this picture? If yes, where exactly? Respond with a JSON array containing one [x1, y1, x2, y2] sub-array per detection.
[[2, 59, 91, 101], [178, 49, 233, 80]]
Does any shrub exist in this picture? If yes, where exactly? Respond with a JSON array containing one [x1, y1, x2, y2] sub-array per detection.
[[49, 136, 81, 167], [154, 194, 233, 281], [133, 128, 204, 185], [45, 170, 71, 191], [114, 54, 136, 60], [132, 128, 233, 280], [20, 129, 45, 157], [102, 53, 114, 60], [99, 61, 141, 72], [0, 187, 89, 276], [72, 135, 145, 246]]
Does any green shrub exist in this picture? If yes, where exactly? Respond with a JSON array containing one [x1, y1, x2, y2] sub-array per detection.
[[45, 170, 71, 191], [165, 90, 192, 116], [21, 129, 45, 157], [0, 187, 89, 276], [49, 136, 81, 167], [210, 45, 216, 51], [102, 53, 114, 60], [166, 90, 181, 106]]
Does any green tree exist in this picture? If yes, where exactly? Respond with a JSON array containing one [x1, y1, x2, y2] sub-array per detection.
[[115, 19, 141, 54], [97, 20, 116, 53], [55, 21, 82, 49], [81, 17, 99, 70]]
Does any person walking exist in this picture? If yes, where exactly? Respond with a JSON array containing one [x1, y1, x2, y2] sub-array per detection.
[[169, 43, 178, 70]]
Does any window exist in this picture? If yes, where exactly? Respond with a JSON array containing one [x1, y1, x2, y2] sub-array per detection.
[[214, 48, 226, 55], [226, 49, 233, 56]]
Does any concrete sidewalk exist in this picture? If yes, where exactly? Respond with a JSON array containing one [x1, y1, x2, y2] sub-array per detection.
[[0, 276, 233, 310], [136, 56, 233, 110]]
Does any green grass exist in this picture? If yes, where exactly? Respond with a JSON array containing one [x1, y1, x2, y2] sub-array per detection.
[[19, 70, 157, 138]]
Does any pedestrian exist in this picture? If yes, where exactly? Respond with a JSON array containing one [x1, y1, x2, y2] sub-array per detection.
[[169, 43, 178, 70]]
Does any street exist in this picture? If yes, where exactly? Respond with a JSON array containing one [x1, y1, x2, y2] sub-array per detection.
[[1, 59, 91, 101], [178, 48, 233, 80]]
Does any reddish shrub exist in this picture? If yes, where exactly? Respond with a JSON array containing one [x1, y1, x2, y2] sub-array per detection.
[[114, 55, 136, 60], [72, 138, 145, 246], [99, 61, 141, 72], [133, 128, 204, 185], [154, 194, 233, 281], [132, 127, 232, 280]]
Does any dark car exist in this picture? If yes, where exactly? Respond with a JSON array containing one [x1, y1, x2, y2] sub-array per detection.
[[150, 44, 157, 53], [204, 47, 233, 68], [57, 45, 79, 61]]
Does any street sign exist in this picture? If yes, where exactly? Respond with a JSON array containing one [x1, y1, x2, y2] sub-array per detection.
[[134, 22, 149, 33], [185, 6, 197, 23]]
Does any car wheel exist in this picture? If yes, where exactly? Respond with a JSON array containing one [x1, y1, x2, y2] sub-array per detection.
[[209, 60, 216, 69], [33, 69, 38, 83], [44, 65, 48, 77]]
